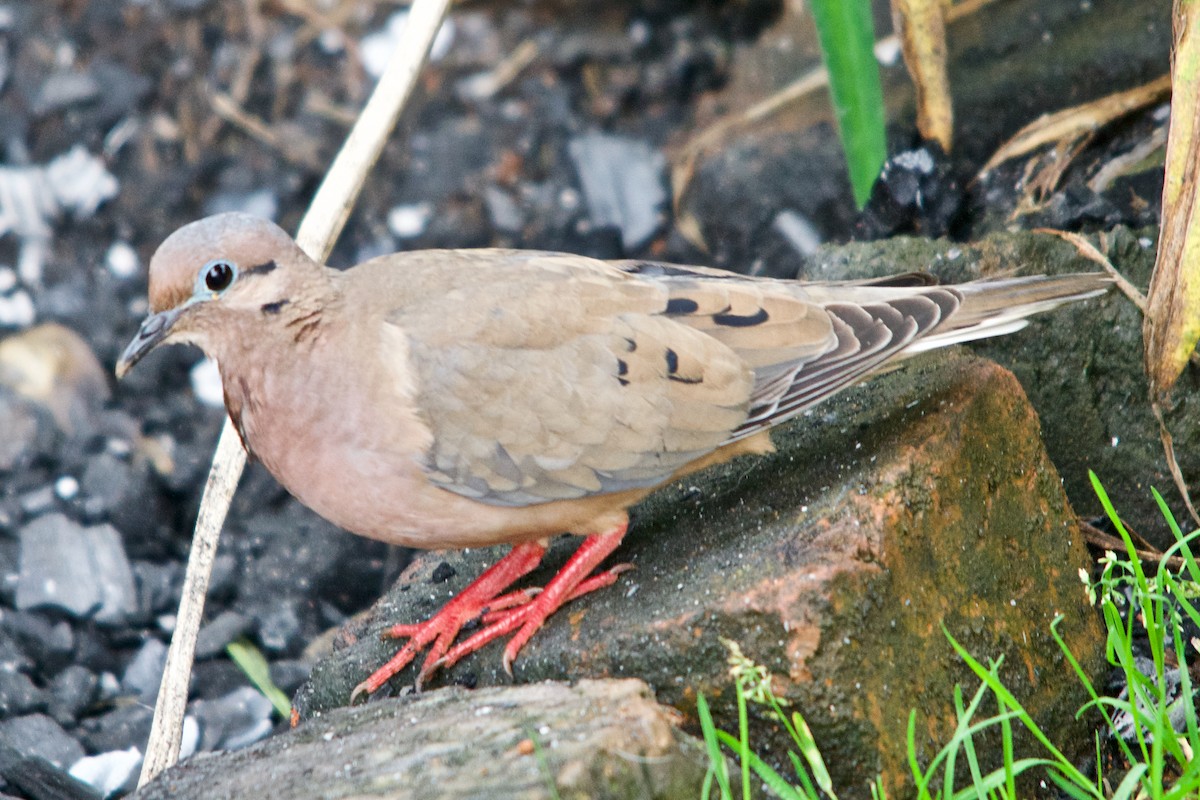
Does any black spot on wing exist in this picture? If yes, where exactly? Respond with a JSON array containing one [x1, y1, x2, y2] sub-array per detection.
[[713, 307, 769, 327], [665, 297, 700, 315], [617, 358, 630, 386], [664, 347, 702, 384], [260, 299, 289, 314]]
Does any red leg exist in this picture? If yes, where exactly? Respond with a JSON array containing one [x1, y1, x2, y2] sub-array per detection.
[[350, 541, 545, 701], [429, 524, 629, 681]]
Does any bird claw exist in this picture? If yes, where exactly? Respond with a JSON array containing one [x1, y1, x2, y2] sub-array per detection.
[[351, 529, 628, 701]]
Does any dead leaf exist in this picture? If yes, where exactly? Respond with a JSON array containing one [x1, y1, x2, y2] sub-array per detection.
[[980, 74, 1171, 175]]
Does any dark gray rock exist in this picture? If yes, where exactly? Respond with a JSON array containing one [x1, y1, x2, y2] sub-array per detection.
[[0, 669, 45, 717], [188, 687, 274, 751], [17, 486, 55, 518], [32, 71, 100, 116], [0, 611, 73, 676], [0, 743, 101, 800], [252, 603, 301, 655], [0, 537, 17, 605], [16, 514, 136, 624], [0, 714, 84, 769], [77, 704, 153, 755], [267, 659, 310, 696], [47, 666, 97, 727], [568, 132, 667, 251], [120, 638, 166, 704], [131, 560, 182, 620], [193, 610, 251, 660], [79, 453, 131, 518]]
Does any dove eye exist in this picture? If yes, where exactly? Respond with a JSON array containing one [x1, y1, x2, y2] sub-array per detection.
[[202, 260, 237, 293]]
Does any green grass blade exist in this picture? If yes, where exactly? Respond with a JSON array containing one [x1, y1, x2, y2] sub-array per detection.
[[226, 637, 292, 718], [698, 693, 733, 799], [737, 683, 752, 799], [1045, 767, 1105, 800], [790, 712, 836, 798], [943, 629, 1096, 792], [713, 730, 809, 800], [1108, 763, 1149, 800], [786, 751, 821, 798], [808, 0, 887, 207]]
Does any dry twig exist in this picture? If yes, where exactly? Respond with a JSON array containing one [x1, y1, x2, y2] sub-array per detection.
[[137, 0, 454, 787]]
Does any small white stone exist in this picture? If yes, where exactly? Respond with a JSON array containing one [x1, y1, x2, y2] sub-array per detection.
[[54, 475, 79, 500], [105, 241, 139, 279], [189, 358, 224, 408], [318, 28, 345, 54], [0, 266, 16, 292], [179, 716, 200, 759], [70, 747, 142, 798], [361, 12, 455, 78], [45, 145, 119, 217], [874, 37, 902, 66], [0, 290, 34, 327], [387, 203, 432, 238]]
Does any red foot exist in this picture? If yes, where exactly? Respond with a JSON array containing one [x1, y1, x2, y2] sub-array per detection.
[[437, 528, 629, 678], [446, 561, 632, 669], [350, 542, 545, 701], [350, 523, 630, 700]]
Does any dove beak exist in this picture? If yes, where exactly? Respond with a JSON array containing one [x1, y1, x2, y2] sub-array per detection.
[[116, 305, 188, 378]]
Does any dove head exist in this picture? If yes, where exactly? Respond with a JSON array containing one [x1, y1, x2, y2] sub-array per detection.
[[116, 213, 323, 377]]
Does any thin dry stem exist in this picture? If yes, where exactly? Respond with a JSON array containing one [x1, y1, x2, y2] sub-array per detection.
[[137, 0, 453, 787]]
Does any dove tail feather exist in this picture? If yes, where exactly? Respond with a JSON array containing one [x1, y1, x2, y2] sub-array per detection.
[[904, 273, 1111, 354]]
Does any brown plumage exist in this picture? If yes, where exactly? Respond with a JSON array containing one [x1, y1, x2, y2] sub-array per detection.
[[117, 212, 1110, 695]]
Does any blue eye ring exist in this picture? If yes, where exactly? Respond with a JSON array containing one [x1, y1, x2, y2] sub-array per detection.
[[199, 259, 238, 294]]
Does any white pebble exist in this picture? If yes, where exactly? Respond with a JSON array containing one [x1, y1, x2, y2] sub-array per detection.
[[54, 475, 79, 500], [0, 290, 34, 327], [105, 241, 139, 279], [318, 28, 346, 54], [189, 357, 225, 408], [179, 716, 200, 759], [874, 37, 902, 66], [0, 266, 15, 293], [387, 203, 432, 238], [361, 12, 455, 78], [70, 748, 142, 798]]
